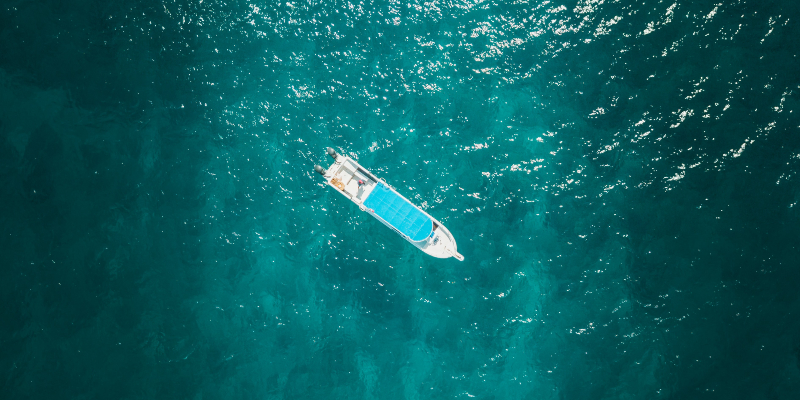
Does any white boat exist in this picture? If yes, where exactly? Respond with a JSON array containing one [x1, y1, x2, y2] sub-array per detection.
[[315, 148, 464, 261]]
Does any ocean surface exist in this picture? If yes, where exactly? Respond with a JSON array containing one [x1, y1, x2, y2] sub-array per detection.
[[2, 0, 800, 398]]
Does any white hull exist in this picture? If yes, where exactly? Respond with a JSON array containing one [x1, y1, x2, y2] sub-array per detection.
[[316, 150, 463, 261]]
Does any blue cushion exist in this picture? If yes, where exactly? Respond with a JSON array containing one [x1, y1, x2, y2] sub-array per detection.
[[363, 183, 433, 242]]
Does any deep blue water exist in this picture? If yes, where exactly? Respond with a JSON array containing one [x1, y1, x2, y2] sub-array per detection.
[[2, 0, 800, 398]]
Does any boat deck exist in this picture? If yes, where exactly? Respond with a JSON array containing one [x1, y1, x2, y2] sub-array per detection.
[[330, 159, 376, 203]]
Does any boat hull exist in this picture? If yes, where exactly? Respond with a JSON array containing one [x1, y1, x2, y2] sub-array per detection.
[[317, 151, 463, 261]]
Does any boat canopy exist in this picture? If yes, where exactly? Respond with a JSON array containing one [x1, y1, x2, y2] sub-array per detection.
[[363, 183, 433, 242]]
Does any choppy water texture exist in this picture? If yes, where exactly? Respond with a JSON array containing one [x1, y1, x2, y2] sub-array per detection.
[[2, 0, 800, 398]]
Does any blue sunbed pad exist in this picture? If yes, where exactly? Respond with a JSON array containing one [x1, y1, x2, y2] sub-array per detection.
[[363, 183, 433, 242]]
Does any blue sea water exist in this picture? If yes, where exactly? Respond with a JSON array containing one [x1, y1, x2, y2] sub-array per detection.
[[2, 0, 800, 398]]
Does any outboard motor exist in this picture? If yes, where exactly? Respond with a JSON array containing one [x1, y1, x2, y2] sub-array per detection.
[[314, 165, 326, 175], [327, 147, 338, 160]]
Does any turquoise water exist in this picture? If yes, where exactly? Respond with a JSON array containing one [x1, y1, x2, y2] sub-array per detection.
[[2, 0, 800, 398]]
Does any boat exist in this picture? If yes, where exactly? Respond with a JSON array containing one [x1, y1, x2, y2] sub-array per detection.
[[314, 148, 464, 261]]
